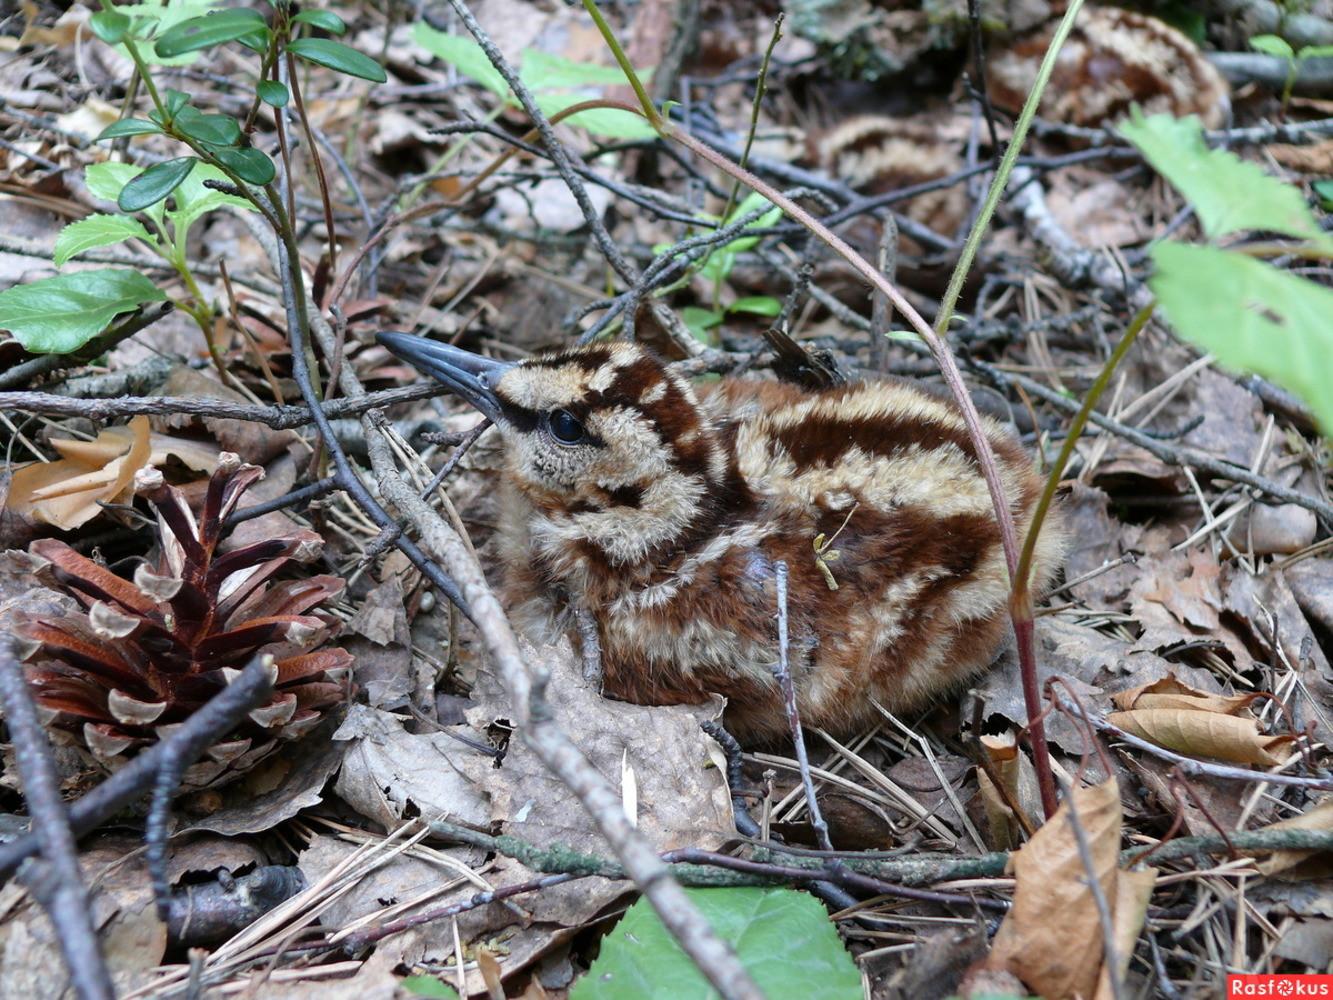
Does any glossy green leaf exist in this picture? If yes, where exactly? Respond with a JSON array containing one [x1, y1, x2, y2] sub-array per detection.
[[287, 38, 385, 82], [85, 161, 144, 203], [0, 269, 167, 353], [118, 156, 196, 212], [1118, 110, 1329, 245], [292, 9, 346, 34], [173, 106, 241, 146], [210, 146, 274, 184], [571, 888, 862, 1000], [154, 7, 268, 58], [163, 88, 190, 119], [53, 214, 155, 266], [90, 10, 131, 43], [411, 25, 507, 97], [257, 78, 289, 106], [728, 295, 783, 317], [96, 118, 162, 140], [111, 0, 218, 66], [1150, 241, 1333, 434]]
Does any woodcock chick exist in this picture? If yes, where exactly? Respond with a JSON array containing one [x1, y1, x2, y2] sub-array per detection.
[[378, 333, 1065, 743]]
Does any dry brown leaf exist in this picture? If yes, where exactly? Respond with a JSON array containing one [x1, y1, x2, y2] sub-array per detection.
[[5, 417, 219, 530], [1109, 708, 1295, 767], [1255, 799, 1333, 878], [1111, 674, 1258, 716], [988, 779, 1124, 999], [1093, 867, 1157, 1000], [977, 732, 1035, 850]]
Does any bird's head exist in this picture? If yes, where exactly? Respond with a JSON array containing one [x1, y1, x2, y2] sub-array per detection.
[[378, 334, 732, 564]]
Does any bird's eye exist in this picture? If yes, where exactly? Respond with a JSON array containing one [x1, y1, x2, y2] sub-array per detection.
[[548, 409, 585, 445]]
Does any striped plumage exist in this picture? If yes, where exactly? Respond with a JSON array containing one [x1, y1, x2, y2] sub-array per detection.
[[379, 334, 1064, 743]]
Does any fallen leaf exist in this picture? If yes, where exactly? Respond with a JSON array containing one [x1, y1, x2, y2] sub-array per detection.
[[1111, 674, 1258, 716], [1254, 799, 1333, 878], [1094, 866, 1157, 1000], [1108, 708, 1295, 767], [988, 779, 1131, 1000]]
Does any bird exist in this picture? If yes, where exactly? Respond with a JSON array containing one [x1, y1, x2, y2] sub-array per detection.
[[377, 332, 1065, 744]]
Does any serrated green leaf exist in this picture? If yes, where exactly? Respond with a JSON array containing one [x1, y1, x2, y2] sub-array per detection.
[[287, 38, 385, 82], [1118, 110, 1328, 245], [728, 295, 783, 317], [571, 888, 862, 1000], [1150, 241, 1333, 434], [96, 118, 162, 140], [154, 7, 268, 58], [411, 24, 507, 97], [165, 162, 255, 232], [210, 146, 274, 184], [292, 9, 346, 34], [398, 976, 459, 999], [118, 156, 196, 212], [90, 10, 131, 43], [1250, 33, 1295, 59], [0, 269, 167, 353], [257, 78, 289, 106], [53, 214, 155, 266]]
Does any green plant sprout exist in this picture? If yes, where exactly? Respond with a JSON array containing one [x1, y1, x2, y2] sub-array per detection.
[[1249, 33, 1333, 113]]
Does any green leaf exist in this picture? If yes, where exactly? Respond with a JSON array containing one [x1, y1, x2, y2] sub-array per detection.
[[1250, 33, 1295, 60], [154, 7, 268, 58], [411, 24, 507, 97], [0, 269, 167, 353], [96, 118, 162, 140], [533, 93, 657, 139], [571, 888, 862, 1000], [1150, 241, 1333, 434], [90, 10, 132, 43], [292, 9, 346, 34], [112, 0, 220, 66], [1313, 178, 1333, 210], [210, 146, 274, 184], [257, 79, 289, 106], [728, 295, 783, 317], [118, 156, 196, 212], [520, 49, 653, 91], [165, 162, 256, 232], [287, 38, 386, 82], [163, 88, 190, 119], [53, 214, 155, 266], [86, 161, 143, 203], [398, 976, 459, 999], [681, 306, 724, 341], [1298, 44, 1333, 60], [1118, 110, 1329, 244], [173, 106, 242, 146]]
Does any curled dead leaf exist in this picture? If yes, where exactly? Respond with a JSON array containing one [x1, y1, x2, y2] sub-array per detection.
[[1109, 708, 1296, 767], [1111, 674, 1259, 716], [1253, 799, 1333, 878]]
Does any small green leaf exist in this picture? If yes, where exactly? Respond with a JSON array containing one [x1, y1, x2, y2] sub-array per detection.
[[1250, 33, 1295, 60], [728, 295, 783, 317], [53, 214, 155, 266], [681, 306, 724, 342], [257, 79, 289, 106], [1298, 44, 1333, 60], [96, 118, 162, 140], [292, 9, 346, 34], [398, 976, 459, 999], [163, 88, 190, 119], [86, 161, 143, 203], [0, 269, 167, 353], [1118, 110, 1329, 245], [571, 888, 862, 1000], [118, 156, 196, 212], [210, 146, 274, 184], [287, 38, 386, 82], [1313, 178, 1333, 209], [90, 10, 131, 44], [165, 162, 256, 233], [411, 24, 507, 97], [533, 94, 656, 139], [154, 7, 268, 58], [173, 106, 242, 147], [1150, 241, 1333, 435]]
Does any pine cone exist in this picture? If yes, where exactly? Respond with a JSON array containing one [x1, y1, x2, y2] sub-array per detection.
[[18, 455, 353, 787]]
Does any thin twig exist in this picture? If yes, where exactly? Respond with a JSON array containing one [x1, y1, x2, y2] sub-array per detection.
[[1063, 784, 1123, 1000], [0, 638, 115, 1000]]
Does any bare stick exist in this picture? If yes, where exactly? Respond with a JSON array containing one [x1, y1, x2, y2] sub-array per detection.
[[0, 637, 115, 1000]]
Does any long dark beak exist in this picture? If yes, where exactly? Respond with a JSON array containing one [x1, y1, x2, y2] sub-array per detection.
[[377, 332, 515, 422]]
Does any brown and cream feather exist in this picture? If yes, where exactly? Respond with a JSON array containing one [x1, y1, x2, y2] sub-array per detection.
[[380, 335, 1064, 743]]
